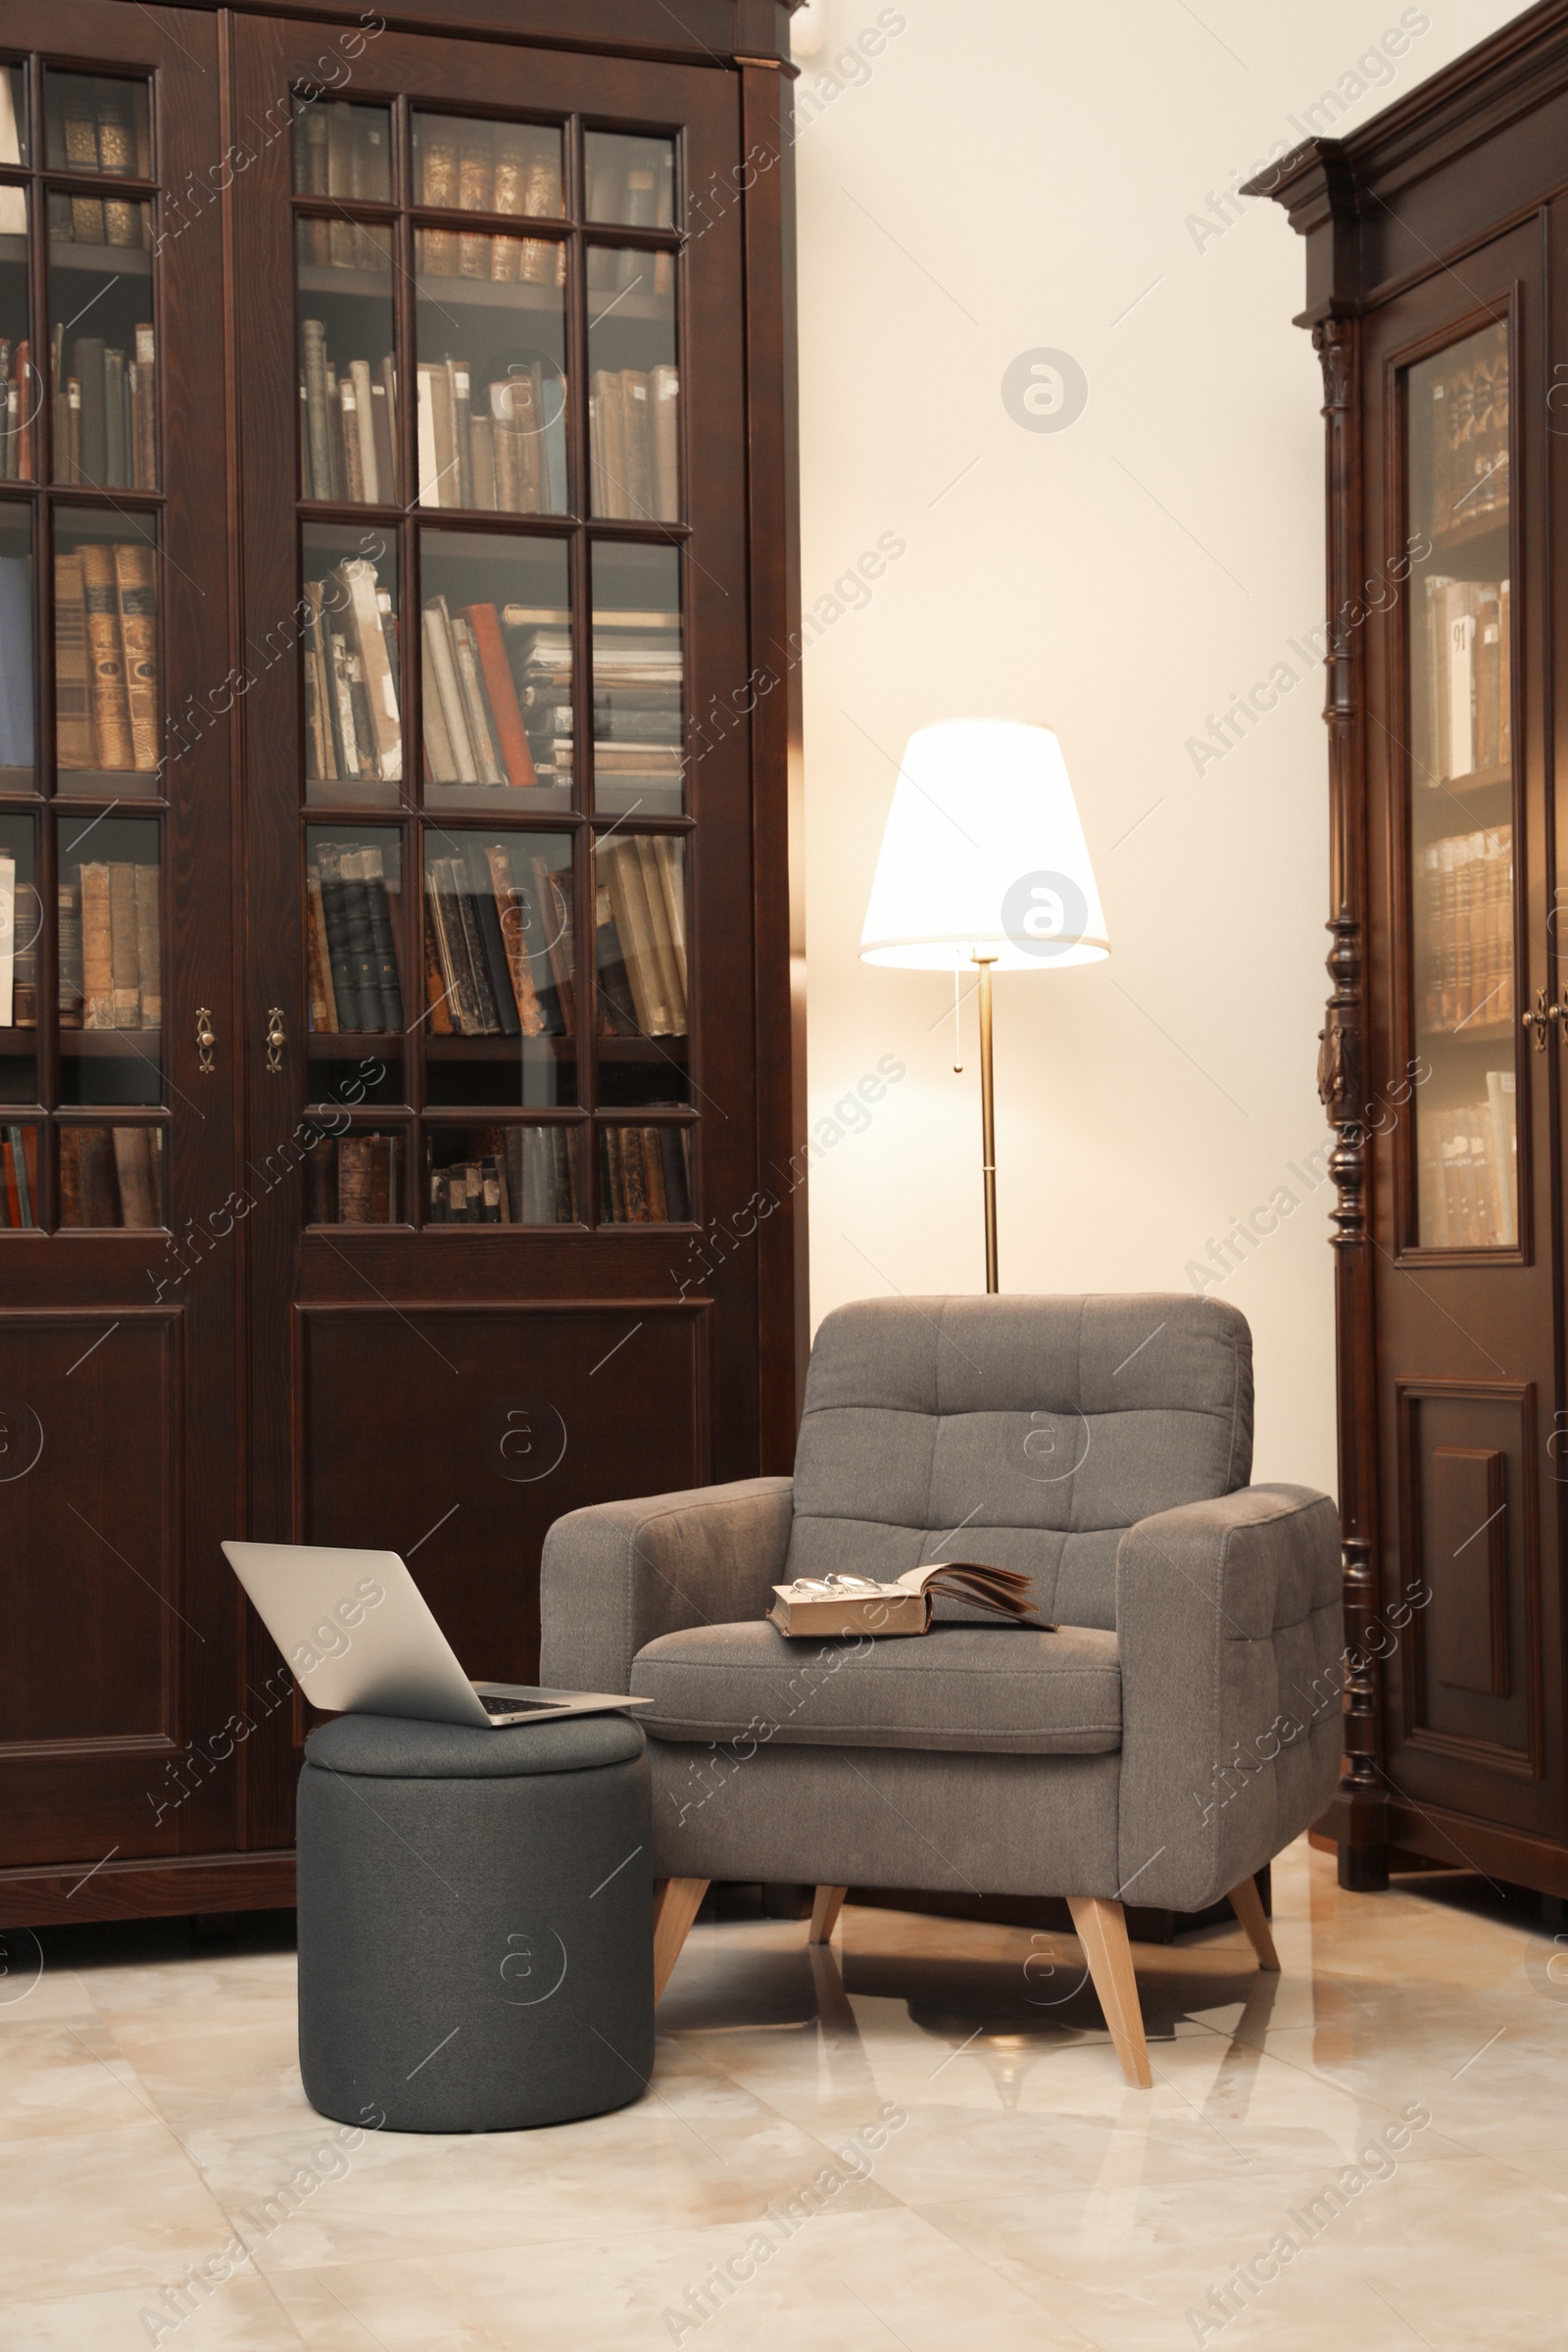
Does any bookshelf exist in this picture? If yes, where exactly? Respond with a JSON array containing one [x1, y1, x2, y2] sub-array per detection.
[[1256, 0, 1568, 1907], [0, 0, 803, 1928]]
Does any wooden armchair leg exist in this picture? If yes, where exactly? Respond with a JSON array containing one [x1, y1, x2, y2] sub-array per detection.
[[1227, 1874, 1281, 1971], [652, 1878, 709, 2002], [1066, 1896, 1152, 2088], [809, 1885, 848, 1944]]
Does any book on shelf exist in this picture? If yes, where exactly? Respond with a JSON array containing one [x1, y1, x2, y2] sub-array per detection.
[[766, 1561, 1051, 1641], [587, 141, 675, 233], [45, 80, 151, 244], [54, 544, 160, 773], [422, 840, 564, 1040], [307, 842, 405, 1034], [1419, 1074, 1517, 1249], [425, 1124, 578, 1224], [299, 324, 397, 503], [595, 835, 687, 1036], [292, 103, 389, 270], [306, 1131, 398, 1224], [76, 860, 160, 1030], [421, 595, 544, 789], [599, 1123, 690, 1223], [501, 608, 684, 791], [0, 339, 38, 482], [1418, 823, 1513, 1034], [414, 118, 564, 284], [588, 365, 679, 521], [304, 558, 403, 791], [0, 1123, 39, 1229], [3, 876, 40, 1028], [58, 1124, 162, 1227], [1428, 341, 1509, 540], [1418, 574, 1511, 783], [58, 883, 83, 1026], [416, 360, 565, 513], [0, 75, 24, 236]]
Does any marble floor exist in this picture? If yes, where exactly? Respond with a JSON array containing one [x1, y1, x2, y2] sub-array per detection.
[[3, 1836, 1567, 2350]]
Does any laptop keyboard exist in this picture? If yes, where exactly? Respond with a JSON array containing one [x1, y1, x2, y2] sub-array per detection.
[[479, 1693, 559, 1716]]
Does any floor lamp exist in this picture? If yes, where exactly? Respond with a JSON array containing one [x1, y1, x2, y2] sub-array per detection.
[[859, 718, 1110, 1294]]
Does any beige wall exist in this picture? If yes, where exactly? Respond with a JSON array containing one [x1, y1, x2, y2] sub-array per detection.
[[789, 0, 1519, 1494]]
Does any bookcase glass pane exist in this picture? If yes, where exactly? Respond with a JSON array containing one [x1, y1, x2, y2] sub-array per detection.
[[414, 239, 565, 515], [291, 97, 391, 215], [411, 113, 564, 222], [422, 826, 575, 1106], [1, 64, 28, 169], [42, 72, 149, 180], [0, 1118, 38, 1227], [0, 809, 37, 1104], [57, 1122, 162, 1227], [598, 1122, 690, 1225], [591, 542, 682, 813], [0, 184, 32, 483], [53, 511, 160, 795], [305, 826, 408, 1108], [56, 811, 161, 1106], [0, 500, 33, 782], [584, 132, 675, 230], [588, 255, 677, 522], [48, 201, 156, 489], [1406, 318, 1517, 1250], [302, 523, 402, 808], [425, 1123, 579, 1224], [419, 528, 569, 809], [595, 832, 688, 1105], [297, 220, 396, 505], [305, 1125, 402, 1225]]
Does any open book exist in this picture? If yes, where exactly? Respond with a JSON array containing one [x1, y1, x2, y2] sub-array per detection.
[[765, 1562, 1054, 1640]]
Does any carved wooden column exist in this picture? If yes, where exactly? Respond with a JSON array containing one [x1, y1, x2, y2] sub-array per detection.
[[1314, 314, 1388, 1890]]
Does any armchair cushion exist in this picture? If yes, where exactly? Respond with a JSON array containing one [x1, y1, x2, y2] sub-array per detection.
[[630, 1620, 1121, 1755]]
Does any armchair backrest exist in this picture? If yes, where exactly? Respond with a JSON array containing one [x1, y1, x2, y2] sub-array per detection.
[[785, 1294, 1253, 1630]]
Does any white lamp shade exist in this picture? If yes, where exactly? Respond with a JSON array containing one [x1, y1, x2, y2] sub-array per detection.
[[859, 718, 1110, 972]]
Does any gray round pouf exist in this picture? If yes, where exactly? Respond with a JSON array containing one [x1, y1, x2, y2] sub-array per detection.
[[297, 1710, 653, 2133]]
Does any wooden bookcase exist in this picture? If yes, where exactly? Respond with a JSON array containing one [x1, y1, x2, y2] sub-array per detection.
[[1255, 0, 1568, 1900], [0, 0, 804, 1926]]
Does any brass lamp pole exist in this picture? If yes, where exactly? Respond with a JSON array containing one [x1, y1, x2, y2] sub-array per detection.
[[974, 954, 999, 1293]]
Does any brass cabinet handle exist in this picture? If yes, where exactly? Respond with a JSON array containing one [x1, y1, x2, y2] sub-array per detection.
[[195, 1006, 216, 1074], [1523, 989, 1551, 1050], [266, 1006, 286, 1076]]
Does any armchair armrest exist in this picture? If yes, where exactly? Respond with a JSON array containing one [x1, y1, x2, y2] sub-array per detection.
[[539, 1477, 794, 1694], [1115, 1484, 1343, 1914]]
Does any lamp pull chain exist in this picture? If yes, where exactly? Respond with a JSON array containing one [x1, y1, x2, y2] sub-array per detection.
[[953, 969, 964, 1073]]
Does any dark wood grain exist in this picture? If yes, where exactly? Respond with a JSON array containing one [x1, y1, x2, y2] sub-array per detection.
[[1261, 18, 1568, 1902]]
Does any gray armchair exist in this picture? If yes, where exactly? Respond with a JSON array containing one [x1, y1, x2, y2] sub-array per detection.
[[540, 1294, 1342, 2084]]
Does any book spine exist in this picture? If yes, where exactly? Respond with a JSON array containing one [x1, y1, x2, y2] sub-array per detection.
[[80, 544, 135, 771], [484, 846, 546, 1036], [302, 319, 333, 502], [305, 866, 336, 1031], [111, 543, 159, 771], [471, 877, 520, 1038], [359, 851, 406, 1029], [461, 604, 538, 787], [422, 600, 478, 781], [452, 865, 501, 1032], [133, 862, 161, 1027], [316, 852, 367, 1029], [338, 376, 366, 501], [108, 860, 140, 1027]]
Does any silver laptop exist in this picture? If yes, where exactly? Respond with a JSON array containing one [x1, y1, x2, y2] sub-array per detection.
[[220, 1541, 654, 1730]]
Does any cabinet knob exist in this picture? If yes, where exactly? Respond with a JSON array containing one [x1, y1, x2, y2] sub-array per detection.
[[195, 1007, 216, 1074], [266, 1006, 286, 1076]]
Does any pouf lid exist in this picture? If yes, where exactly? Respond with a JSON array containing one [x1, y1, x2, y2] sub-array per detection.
[[304, 1708, 645, 1779]]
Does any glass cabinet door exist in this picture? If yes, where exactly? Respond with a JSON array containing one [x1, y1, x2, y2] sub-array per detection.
[[1405, 317, 1518, 1250], [287, 92, 694, 1229]]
